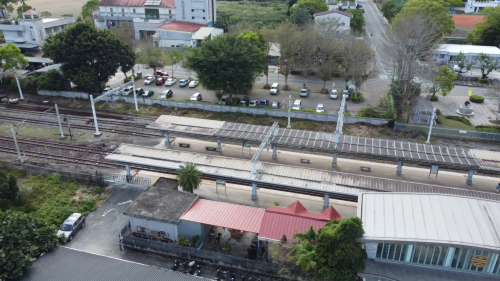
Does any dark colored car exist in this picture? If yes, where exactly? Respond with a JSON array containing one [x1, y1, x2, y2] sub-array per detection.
[[156, 77, 166, 85], [135, 88, 145, 96], [142, 90, 154, 97], [258, 99, 269, 107], [159, 89, 173, 99], [56, 213, 86, 242]]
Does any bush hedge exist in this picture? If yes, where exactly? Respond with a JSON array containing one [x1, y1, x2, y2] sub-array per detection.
[[476, 125, 500, 133], [350, 92, 363, 102], [444, 115, 472, 126], [478, 78, 489, 84], [430, 95, 439, 101], [124, 75, 139, 83], [469, 95, 484, 103]]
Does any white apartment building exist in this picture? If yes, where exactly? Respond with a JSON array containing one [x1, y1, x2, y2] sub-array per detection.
[[93, 0, 216, 40], [464, 0, 500, 13], [0, 10, 75, 52]]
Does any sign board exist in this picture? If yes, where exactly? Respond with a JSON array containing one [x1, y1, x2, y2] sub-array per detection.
[[243, 143, 250, 148], [429, 165, 439, 179], [468, 90, 472, 97], [459, 130, 467, 134], [216, 179, 226, 186]]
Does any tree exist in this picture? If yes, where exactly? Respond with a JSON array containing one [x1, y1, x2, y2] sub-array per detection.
[[477, 7, 500, 47], [0, 171, 18, 201], [289, 0, 328, 16], [0, 0, 16, 17], [261, 27, 275, 88], [37, 69, 63, 91], [296, 25, 319, 87], [40, 11, 52, 17], [427, 65, 457, 97], [346, 9, 366, 34], [0, 210, 63, 280], [110, 21, 137, 49], [290, 5, 313, 29], [0, 43, 28, 70], [16, 4, 33, 18], [381, 14, 440, 121], [164, 50, 184, 78], [342, 39, 373, 97], [486, 83, 500, 117], [239, 29, 268, 88], [466, 21, 485, 44], [43, 22, 135, 92], [136, 38, 164, 77], [117, 42, 136, 77], [453, 51, 474, 73], [476, 53, 499, 79], [381, 0, 404, 22], [273, 22, 300, 90], [290, 217, 366, 281], [228, 21, 258, 35], [316, 33, 339, 91], [393, 0, 455, 36], [446, 0, 463, 10], [176, 163, 202, 193], [81, 0, 99, 19], [186, 33, 265, 101]]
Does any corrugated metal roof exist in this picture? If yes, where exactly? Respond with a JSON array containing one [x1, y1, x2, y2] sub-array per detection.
[[180, 199, 265, 233], [19, 247, 210, 281], [266, 201, 342, 221], [191, 27, 216, 40], [471, 149, 500, 170], [258, 212, 327, 241], [358, 193, 500, 251]]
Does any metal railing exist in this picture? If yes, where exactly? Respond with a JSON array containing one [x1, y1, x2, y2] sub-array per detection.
[[123, 235, 279, 272], [394, 122, 500, 142]]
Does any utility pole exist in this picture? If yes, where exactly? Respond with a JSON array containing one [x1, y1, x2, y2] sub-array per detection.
[[13, 68, 24, 100], [426, 108, 436, 144], [287, 95, 293, 129], [132, 76, 138, 111], [55, 104, 65, 139], [10, 124, 22, 162]]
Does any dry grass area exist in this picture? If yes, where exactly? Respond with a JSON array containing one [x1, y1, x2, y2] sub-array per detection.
[[15, 0, 86, 17]]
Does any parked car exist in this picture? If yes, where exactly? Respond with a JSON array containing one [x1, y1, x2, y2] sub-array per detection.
[[165, 78, 177, 86], [159, 89, 173, 99], [240, 96, 250, 106], [142, 90, 154, 97], [123, 86, 134, 95], [135, 88, 145, 96], [342, 89, 349, 100], [452, 65, 460, 72], [102, 87, 112, 94], [249, 100, 259, 107], [272, 101, 281, 108], [330, 89, 338, 99], [189, 80, 199, 88], [316, 103, 325, 113], [179, 79, 190, 87], [156, 77, 166, 85], [270, 83, 279, 95], [144, 76, 155, 85], [156, 71, 169, 77], [258, 99, 269, 107], [57, 213, 85, 242], [190, 93, 202, 101], [292, 100, 302, 110], [219, 96, 229, 105], [347, 85, 355, 94], [300, 88, 309, 97]]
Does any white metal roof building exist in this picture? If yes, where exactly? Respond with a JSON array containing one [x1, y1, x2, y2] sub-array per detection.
[[432, 44, 500, 66], [357, 192, 500, 278]]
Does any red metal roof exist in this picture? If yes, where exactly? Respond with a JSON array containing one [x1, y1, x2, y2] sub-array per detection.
[[266, 201, 342, 221], [258, 212, 328, 241], [180, 199, 265, 233], [156, 21, 207, 33], [22, 10, 40, 15]]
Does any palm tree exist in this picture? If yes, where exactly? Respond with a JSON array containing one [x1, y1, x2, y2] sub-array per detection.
[[176, 163, 202, 193]]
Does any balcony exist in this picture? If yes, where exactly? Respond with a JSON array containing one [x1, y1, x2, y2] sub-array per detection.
[[133, 18, 167, 23], [92, 14, 135, 21]]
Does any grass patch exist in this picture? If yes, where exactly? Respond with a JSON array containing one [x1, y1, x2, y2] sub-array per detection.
[[290, 120, 317, 130], [437, 115, 475, 130], [217, 0, 288, 26], [476, 125, 500, 133]]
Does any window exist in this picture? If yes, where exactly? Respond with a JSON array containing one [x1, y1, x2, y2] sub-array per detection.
[[203, 9, 205, 12], [169, 10, 172, 14], [17, 31, 22, 37], [145, 8, 160, 19], [439, 54, 445, 59], [191, 9, 194, 12], [122, 8, 125, 16], [171, 45, 175, 47], [192, 16, 194, 19], [203, 17, 205, 19], [133, 9, 136, 13], [169, 16, 172, 19]]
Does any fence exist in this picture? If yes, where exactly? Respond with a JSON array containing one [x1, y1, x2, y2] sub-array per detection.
[[38, 90, 89, 99], [395, 123, 500, 142], [36, 90, 389, 125], [122, 235, 279, 273]]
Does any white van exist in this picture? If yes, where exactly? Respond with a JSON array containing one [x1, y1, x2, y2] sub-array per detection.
[[270, 83, 279, 95], [292, 100, 302, 110]]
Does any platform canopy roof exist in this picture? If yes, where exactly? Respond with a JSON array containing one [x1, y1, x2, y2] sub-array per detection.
[[358, 193, 500, 252], [147, 115, 479, 168]]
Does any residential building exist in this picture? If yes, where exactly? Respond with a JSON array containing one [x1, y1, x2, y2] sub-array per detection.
[[93, 0, 216, 40], [357, 192, 500, 280], [313, 10, 352, 32], [432, 44, 500, 65], [0, 10, 75, 52], [465, 0, 500, 13], [153, 22, 222, 48]]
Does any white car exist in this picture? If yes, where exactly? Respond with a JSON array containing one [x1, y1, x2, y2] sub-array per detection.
[[190, 93, 202, 101], [316, 103, 325, 113], [188, 80, 199, 88], [165, 78, 177, 86], [249, 100, 259, 107], [330, 89, 338, 99], [123, 86, 134, 95], [452, 65, 460, 72], [292, 100, 302, 110], [144, 76, 155, 85]]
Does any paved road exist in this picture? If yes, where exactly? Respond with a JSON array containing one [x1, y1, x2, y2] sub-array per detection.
[[362, 0, 392, 75]]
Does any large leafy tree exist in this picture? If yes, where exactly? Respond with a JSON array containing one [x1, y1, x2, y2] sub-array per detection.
[[176, 163, 202, 193], [453, 51, 474, 73], [136, 39, 164, 77], [346, 9, 366, 34], [16, 4, 34, 18], [1, 0, 16, 15], [0, 210, 63, 280], [0, 43, 28, 70], [291, 217, 366, 281], [81, 0, 100, 19], [290, 5, 313, 29], [289, 0, 328, 16], [393, 0, 455, 36], [186, 33, 265, 101], [380, 0, 404, 22], [0, 171, 18, 204], [43, 22, 134, 92], [477, 7, 500, 47], [37, 69, 63, 91], [428, 66, 457, 98]]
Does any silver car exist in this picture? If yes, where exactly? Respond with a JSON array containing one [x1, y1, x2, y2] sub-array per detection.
[[57, 213, 86, 242]]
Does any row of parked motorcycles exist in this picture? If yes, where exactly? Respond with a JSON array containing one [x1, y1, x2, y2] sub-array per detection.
[[171, 260, 269, 280], [214, 268, 268, 281], [171, 260, 201, 276]]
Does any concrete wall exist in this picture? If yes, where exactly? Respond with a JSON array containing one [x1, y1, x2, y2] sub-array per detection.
[[128, 216, 179, 241], [177, 220, 203, 240], [38, 90, 89, 99]]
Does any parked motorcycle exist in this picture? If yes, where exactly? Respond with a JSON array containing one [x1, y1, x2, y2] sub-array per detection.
[[194, 264, 201, 276], [214, 268, 223, 280], [188, 261, 196, 275], [180, 262, 189, 273]]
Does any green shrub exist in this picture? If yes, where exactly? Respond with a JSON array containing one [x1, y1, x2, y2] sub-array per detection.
[[444, 115, 472, 126], [124, 75, 139, 83], [435, 108, 442, 115], [37, 69, 63, 91], [430, 96, 439, 101], [345, 112, 352, 116], [350, 92, 363, 102], [357, 106, 382, 118], [191, 235, 200, 246], [469, 95, 484, 103], [476, 125, 500, 133], [177, 236, 190, 246], [478, 78, 489, 84]]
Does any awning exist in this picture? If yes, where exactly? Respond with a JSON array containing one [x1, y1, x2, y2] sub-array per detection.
[[26, 57, 53, 64], [0, 42, 39, 48], [180, 199, 265, 233]]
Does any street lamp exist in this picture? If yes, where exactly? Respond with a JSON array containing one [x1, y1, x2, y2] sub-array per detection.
[[102, 200, 133, 253]]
